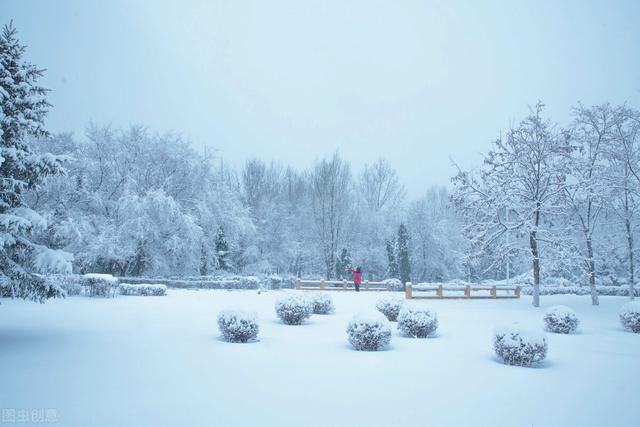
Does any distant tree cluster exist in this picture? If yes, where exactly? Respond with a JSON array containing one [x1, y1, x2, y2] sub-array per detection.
[[3, 20, 639, 307]]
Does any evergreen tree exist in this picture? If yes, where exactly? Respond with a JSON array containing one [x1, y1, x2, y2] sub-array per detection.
[[397, 224, 411, 287], [385, 238, 399, 279], [215, 226, 230, 271], [0, 21, 70, 302], [335, 248, 352, 279], [200, 241, 209, 276]]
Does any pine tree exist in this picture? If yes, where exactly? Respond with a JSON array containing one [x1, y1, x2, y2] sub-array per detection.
[[397, 224, 411, 287], [0, 21, 70, 302], [215, 226, 230, 271], [335, 248, 352, 279], [385, 238, 399, 279]]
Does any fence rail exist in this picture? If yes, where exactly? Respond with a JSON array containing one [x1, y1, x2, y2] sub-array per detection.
[[295, 279, 389, 291], [405, 283, 520, 300]]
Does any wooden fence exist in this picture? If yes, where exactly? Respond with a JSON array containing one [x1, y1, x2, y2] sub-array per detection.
[[295, 279, 389, 291], [405, 283, 520, 300]]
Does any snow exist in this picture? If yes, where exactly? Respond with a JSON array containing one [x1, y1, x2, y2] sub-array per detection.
[[0, 291, 638, 426], [32, 247, 73, 274]]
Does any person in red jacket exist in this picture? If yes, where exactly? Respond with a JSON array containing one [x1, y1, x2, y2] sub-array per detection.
[[348, 266, 362, 292]]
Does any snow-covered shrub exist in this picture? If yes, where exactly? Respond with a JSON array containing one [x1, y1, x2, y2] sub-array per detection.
[[383, 278, 404, 291], [543, 305, 579, 334], [619, 301, 640, 333], [520, 285, 640, 297], [217, 309, 259, 343], [307, 292, 334, 314], [347, 312, 392, 351], [376, 296, 404, 321], [119, 283, 167, 296], [82, 274, 119, 298], [43, 275, 83, 296], [397, 304, 438, 338], [275, 294, 313, 325], [493, 325, 548, 366]]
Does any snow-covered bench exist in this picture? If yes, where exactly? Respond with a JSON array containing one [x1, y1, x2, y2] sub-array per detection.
[[295, 279, 389, 291], [405, 283, 520, 300]]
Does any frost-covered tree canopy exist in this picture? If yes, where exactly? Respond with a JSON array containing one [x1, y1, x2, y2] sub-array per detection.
[[3, 16, 638, 295], [0, 22, 70, 302]]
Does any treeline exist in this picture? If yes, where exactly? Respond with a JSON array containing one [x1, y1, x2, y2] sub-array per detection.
[[453, 102, 640, 306], [30, 127, 464, 281]]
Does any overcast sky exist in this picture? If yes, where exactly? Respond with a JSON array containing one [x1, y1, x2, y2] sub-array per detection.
[[3, 0, 640, 196]]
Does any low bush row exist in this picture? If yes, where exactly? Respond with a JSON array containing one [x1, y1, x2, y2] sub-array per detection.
[[119, 283, 167, 296]]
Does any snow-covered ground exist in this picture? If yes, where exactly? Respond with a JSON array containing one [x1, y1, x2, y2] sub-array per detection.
[[0, 290, 638, 427]]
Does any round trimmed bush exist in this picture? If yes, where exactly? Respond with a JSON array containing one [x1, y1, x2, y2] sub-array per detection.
[[543, 305, 579, 334], [217, 309, 259, 343], [308, 292, 334, 315], [493, 325, 547, 366], [397, 303, 438, 338], [375, 296, 404, 321], [619, 301, 640, 333], [275, 294, 313, 325], [347, 312, 392, 351]]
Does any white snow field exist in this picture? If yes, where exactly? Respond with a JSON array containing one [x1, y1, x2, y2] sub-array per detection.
[[1, 290, 638, 427]]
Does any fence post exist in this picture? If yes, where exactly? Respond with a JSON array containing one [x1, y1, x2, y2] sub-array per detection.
[[320, 280, 325, 290], [295, 279, 301, 290], [464, 285, 471, 298], [405, 282, 412, 299], [437, 285, 443, 298], [342, 279, 347, 290], [491, 286, 497, 298], [515, 287, 521, 298], [365, 280, 369, 290]]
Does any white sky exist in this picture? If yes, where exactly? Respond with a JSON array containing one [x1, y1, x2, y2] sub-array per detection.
[[3, 0, 640, 196]]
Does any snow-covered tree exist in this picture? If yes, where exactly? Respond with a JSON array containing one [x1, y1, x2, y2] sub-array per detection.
[[311, 153, 353, 279], [453, 102, 568, 307], [335, 248, 352, 279], [561, 104, 616, 305], [215, 226, 230, 271], [407, 187, 464, 282], [606, 106, 640, 300], [359, 159, 405, 213], [0, 21, 71, 302]]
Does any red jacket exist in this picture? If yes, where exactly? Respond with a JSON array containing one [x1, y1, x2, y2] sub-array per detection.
[[348, 267, 362, 285]]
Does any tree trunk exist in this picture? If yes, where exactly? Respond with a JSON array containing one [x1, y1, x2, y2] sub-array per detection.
[[586, 237, 599, 305], [626, 216, 635, 300], [530, 230, 540, 307]]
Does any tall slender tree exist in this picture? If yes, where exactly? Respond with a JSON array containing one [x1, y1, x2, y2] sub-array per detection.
[[311, 153, 353, 279], [562, 104, 615, 305], [397, 224, 411, 287], [385, 238, 399, 279]]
